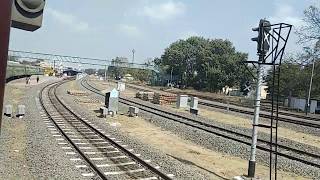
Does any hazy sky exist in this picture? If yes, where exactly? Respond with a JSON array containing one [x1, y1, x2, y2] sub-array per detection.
[[9, 0, 319, 66]]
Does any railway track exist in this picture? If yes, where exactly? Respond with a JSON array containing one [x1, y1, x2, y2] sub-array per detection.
[[119, 82, 320, 129], [39, 79, 173, 180], [198, 101, 320, 129], [80, 78, 320, 170]]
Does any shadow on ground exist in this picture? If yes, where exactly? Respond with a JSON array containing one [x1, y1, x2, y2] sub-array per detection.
[[167, 154, 229, 180]]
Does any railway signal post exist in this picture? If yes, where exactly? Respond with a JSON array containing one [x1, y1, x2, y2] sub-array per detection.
[[246, 20, 292, 179], [248, 19, 271, 177]]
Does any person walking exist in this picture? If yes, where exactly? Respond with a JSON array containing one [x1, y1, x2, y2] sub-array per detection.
[[36, 76, 39, 83]]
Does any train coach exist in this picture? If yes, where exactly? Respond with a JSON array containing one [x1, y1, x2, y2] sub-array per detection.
[[6, 61, 44, 82]]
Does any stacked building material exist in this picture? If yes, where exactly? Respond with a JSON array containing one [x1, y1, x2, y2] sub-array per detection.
[[74, 97, 99, 103], [153, 93, 177, 105], [136, 91, 154, 101], [135, 92, 143, 98], [67, 90, 88, 96], [142, 92, 151, 101]]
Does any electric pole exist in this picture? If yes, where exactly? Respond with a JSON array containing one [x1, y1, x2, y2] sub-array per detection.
[[132, 49, 135, 66], [170, 67, 173, 85], [306, 58, 315, 115], [306, 41, 319, 115], [104, 60, 107, 81]]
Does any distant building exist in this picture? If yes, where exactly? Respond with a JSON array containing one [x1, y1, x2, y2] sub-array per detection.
[[63, 69, 80, 76], [111, 57, 129, 67], [123, 74, 134, 81], [261, 84, 268, 99], [38, 61, 51, 68], [284, 97, 320, 114]]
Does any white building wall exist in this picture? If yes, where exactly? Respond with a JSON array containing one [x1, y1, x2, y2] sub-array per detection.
[[310, 100, 317, 113], [287, 97, 317, 113]]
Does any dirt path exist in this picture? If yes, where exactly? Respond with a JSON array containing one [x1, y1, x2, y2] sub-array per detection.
[[0, 82, 34, 179], [106, 115, 309, 180]]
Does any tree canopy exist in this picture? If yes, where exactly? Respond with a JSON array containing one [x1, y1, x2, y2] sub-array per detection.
[[268, 5, 320, 100], [266, 45, 320, 99], [154, 36, 251, 92], [296, 5, 320, 43]]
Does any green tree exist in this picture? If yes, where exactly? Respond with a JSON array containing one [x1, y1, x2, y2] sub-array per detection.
[[155, 36, 250, 92], [296, 5, 320, 43], [266, 50, 320, 99]]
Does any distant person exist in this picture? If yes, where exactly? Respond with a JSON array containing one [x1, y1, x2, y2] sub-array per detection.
[[36, 76, 39, 83], [25, 77, 28, 85]]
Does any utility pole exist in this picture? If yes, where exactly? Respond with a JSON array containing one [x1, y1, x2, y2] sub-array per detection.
[[306, 57, 315, 115], [170, 67, 173, 85], [104, 60, 107, 81], [132, 49, 135, 66], [0, 0, 13, 135], [53, 59, 56, 75]]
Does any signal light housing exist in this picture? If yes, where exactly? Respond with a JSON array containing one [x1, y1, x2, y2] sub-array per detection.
[[11, 0, 46, 31], [251, 19, 271, 54]]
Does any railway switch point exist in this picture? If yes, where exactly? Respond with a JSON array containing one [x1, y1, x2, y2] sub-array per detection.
[[4, 105, 13, 117], [129, 106, 139, 117], [16, 105, 26, 118], [176, 95, 188, 108]]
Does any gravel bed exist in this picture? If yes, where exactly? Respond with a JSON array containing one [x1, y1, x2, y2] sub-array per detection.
[[85, 78, 320, 166], [82, 79, 320, 179], [95, 79, 320, 136], [0, 78, 86, 179], [122, 97, 320, 164], [123, 98, 320, 178], [58, 79, 221, 179], [199, 104, 320, 136]]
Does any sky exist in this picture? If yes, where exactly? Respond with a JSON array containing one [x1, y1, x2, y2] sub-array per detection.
[[9, 0, 320, 67]]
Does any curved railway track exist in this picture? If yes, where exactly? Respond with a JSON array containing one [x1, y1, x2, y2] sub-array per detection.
[[120, 83, 320, 129], [39, 79, 172, 180], [80, 78, 320, 170]]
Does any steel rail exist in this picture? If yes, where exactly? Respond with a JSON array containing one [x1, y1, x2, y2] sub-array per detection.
[[81, 78, 320, 169], [39, 80, 109, 180], [57, 79, 172, 180], [198, 101, 320, 128], [122, 83, 320, 128]]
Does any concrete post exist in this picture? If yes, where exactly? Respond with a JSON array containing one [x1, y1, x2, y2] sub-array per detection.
[[306, 57, 315, 115]]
